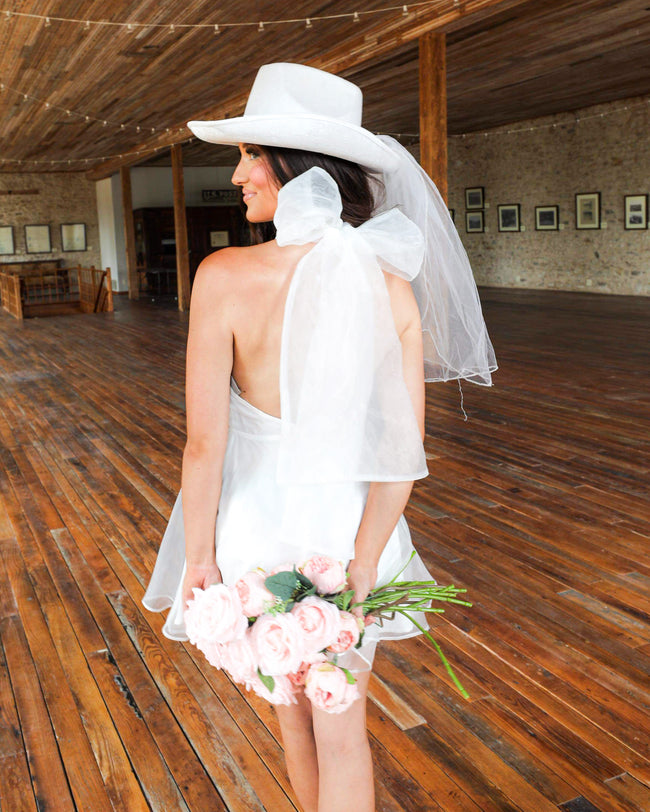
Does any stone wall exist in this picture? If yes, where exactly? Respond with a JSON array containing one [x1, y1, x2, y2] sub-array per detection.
[[0, 172, 101, 270], [446, 95, 650, 296]]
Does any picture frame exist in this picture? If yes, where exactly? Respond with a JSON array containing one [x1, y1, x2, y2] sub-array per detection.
[[466, 210, 484, 233], [575, 192, 601, 230], [448, 208, 455, 224], [0, 225, 14, 255], [209, 230, 230, 248], [498, 204, 521, 232], [624, 194, 648, 230], [535, 205, 559, 231], [61, 222, 87, 252], [465, 187, 484, 209], [25, 224, 51, 253]]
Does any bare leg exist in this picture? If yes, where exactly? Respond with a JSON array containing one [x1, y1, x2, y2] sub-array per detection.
[[312, 670, 374, 812], [276, 691, 319, 812]]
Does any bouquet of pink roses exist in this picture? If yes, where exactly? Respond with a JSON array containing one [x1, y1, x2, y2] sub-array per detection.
[[184, 554, 470, 713]]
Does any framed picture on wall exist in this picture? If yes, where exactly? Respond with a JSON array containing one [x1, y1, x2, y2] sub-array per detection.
[[498, 204, 521, 232], [448, 208, 455, 223], [624, 195, 648, 230], [535, 205, 559, 231], [0, 225, 14, 255], [465, 187, 484, 209], [25, 224, 51, 253], [61, 223, 87, 251], [575, 192, 601, 230], [466, 210, 484, 233], [209, 230, 230, 248]]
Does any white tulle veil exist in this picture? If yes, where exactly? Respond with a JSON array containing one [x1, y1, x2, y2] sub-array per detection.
[[374, 136, 496, 386], [272, 137, 496, 486]]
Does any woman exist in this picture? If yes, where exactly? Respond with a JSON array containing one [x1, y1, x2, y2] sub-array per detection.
[[144, 63, 496, 812]]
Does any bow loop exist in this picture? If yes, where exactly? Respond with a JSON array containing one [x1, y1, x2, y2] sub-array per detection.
[[356, 210, 424, 281], [275, 167, 343, 246]]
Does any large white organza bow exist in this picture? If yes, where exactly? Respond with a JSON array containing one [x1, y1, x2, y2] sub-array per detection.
[[274, 167, 428, 485]]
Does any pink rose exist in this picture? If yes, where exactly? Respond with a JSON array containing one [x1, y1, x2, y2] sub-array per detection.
[[201, 640, 226, 670], [291, 596, 342, 653], [248, 673, 297, 706], [269, 562, 296, 575], [327, 611, 363, 653], [235, 570, 275, 617], [300, 556, 347, 594], [287, 652, 327, 688], [250, 612, 305, 676], [184, 584, 248, 647], [304, 662, 360, 714], [219, 632, 258, 684]]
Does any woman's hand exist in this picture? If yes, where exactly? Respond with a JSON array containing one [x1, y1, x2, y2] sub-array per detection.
[[182, 561, 223, 609], [347, 558, 378, 620]]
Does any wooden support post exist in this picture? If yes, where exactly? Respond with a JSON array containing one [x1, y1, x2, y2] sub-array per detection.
[[120, 166, 139, 300], [171, 144, 191, 312], [419, 32, 448, 203]]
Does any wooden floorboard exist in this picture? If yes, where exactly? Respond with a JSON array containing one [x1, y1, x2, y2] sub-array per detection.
[[0, 287, 648, 811]]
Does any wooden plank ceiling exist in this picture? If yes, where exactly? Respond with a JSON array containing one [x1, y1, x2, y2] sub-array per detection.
[[0, 0, 649, 176]]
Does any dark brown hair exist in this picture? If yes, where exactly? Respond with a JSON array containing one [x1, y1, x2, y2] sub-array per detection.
[[246, 145, 381, 244]]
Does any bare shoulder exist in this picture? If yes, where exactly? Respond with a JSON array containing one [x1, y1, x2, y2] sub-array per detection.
[[193, 246, 250, 293], [383, 271, 421, 336]]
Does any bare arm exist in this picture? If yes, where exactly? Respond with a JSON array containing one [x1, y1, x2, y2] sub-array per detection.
[[181, 251, 237, 606], [348, 274, 425, 609]]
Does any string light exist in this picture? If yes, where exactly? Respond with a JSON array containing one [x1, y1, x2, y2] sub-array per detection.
[[0, 1, 450, 33], [0, 78, 159, 134], [305, 18, 312, 29], [0, 136, 195, 167], [257, 21, 265, 32]]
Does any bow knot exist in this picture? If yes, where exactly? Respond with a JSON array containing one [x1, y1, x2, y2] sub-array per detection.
[[274, 167, 424, 280]]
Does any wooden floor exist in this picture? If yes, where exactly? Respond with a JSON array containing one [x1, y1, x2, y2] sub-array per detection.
[[0, 288, 648, 812]]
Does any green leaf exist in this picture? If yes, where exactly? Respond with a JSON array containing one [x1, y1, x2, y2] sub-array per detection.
[[258, 669, 275, 693], [295, 570, 315, 590], [265, 571, 299, 601], [340, 667, 356, 685]]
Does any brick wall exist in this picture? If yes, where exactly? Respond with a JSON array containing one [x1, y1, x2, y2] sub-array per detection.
[[446, 95, 650, 296], [0, 172, 101, 270]]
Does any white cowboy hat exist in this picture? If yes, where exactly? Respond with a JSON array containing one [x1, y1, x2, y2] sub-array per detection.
[[187, 62, 400, 173]]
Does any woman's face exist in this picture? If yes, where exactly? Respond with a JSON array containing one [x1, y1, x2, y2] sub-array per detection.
[[231, 144, 280, 223]]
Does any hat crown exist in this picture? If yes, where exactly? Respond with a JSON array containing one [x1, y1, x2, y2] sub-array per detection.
[[244, 63, 362, 126]]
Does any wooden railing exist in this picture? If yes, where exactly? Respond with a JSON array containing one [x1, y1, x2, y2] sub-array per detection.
[[0, 265, 113, 319], [0, 272, 23, 319], [76, 266, 113, 314]]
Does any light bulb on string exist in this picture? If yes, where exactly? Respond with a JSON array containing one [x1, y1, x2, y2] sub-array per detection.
[[44, 17, 51, 27], [305, 18, 312, 29], [402, 5, 408, 15], [353, 12, 360, 22], [258, 21, 265, 32], [214, 24, 220, 34], [84, 21, 90, 30]]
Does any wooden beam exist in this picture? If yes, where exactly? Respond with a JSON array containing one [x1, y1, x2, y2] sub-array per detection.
[[171, 145, 191, 313], [86, 0, 529, 180], [120, 167, 139, 301], [419, 32, 448, 201]]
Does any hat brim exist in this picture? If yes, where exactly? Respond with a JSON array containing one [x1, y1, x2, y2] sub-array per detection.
[[187, 114, 399, 174]]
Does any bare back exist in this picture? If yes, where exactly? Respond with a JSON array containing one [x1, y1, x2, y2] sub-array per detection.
[[198, 240, 313, 418]]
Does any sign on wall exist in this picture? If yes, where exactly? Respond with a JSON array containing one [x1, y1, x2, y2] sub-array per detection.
[[202, 189, 239, 205]]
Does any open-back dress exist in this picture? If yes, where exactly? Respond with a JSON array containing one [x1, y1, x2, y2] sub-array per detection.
[[143, 167, 434, 665]]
